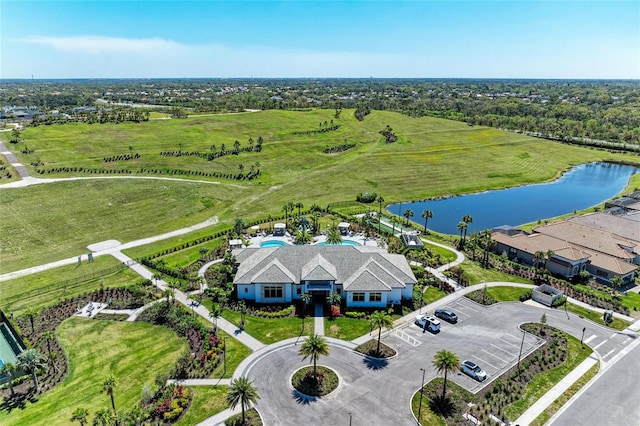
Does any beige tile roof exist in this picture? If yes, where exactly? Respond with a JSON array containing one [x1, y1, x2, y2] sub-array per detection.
[[583, 249, 637, 275], [569, 212, 640, 243], [533, 221, 636, 260]]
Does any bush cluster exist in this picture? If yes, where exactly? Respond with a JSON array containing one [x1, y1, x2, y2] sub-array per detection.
[[323, 143, 355, 153], [103, 153, 140, 162], [356, 192, 377, 203]]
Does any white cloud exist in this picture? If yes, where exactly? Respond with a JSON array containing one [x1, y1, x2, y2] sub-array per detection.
[[19, 35, 183, 55]]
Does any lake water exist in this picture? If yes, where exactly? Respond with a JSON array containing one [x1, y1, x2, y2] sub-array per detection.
[[388, 162, 639, 235]]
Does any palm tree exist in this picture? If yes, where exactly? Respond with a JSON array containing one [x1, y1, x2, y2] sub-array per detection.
[[462, 215, 473, 239], [298, 334, 330, 379], [300, 293, 312, 318], [326, 292, 341, 318], [421, 210, 433, 233], [457, 221, 467, 243], [391, 217, 398, 234], [403, 209, 414, 226], [0, 362, 17, 397], [369, 310, 394, 355], [295, 202, 304, 217], [432, 349, 460, 402], [325, 226, 342, 245], [41, 330, 55, 354], [377, 195, 385, 216], [294, 229, 312, 244], [281, 203, 290, 226], [101, 375, 118, 419], [71, 407, 90, 426], [25, 307, 39, 333], [17, 348, 47, 391], [286, 202, 295, 225], [209, 304, 221, 327], [92, 408, 114, 426], [226, 377, 260, 426]]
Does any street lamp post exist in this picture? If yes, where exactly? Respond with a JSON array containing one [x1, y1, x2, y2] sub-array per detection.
[[349, 412, 352, 426], [517, 329, 525, 377], [581, 327, 586, 349], [223, 336, 227, 376], [417, 367, 426, 424]]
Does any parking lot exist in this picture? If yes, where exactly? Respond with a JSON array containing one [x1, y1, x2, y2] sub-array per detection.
[[390, 296, 546, 392]]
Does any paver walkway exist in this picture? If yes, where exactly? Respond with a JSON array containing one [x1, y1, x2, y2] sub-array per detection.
[[314, 302, 325, 335]]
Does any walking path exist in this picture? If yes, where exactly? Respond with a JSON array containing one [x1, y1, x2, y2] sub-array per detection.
[[314, 303, 325, 336]]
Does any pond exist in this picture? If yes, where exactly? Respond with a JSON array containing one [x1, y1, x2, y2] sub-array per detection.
[[388, 162, 639, 235]]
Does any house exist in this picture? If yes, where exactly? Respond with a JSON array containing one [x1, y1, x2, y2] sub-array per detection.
[[232, 245, 416, 308]]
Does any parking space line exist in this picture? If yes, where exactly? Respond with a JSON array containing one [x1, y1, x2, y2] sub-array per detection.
[[623, 337, 631, 345], [490, 343, 515, 356], [609, 333, 617, 340], [471, 354, 498, 372], [602, 349, 616, 359], [499, 336, 521, 349], [584, 334, 597, 344], [481, 348, 506, 362]]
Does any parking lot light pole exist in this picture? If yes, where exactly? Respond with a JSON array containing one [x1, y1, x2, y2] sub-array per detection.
[[417, 367, 426, 424], [349, 412, 352, 426], [517, 329, 525, 377], [223, 336, 227, 376], [581, 327, 586, 349]]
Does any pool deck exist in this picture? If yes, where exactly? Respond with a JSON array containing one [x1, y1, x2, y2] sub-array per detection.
[[247, 232, 383, 248]]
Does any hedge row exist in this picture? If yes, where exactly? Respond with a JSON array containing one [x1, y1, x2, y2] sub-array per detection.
[[103, 152, 140, 162], [35, 166, 261, 181]]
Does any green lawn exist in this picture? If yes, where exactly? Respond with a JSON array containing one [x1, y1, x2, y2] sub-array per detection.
[[564, 302, 630, 330], [174, 385, 229, 425], [422, 241, 458, 263], [0, 256, 142, 314], [221, 309, 313, 344], [462, 261, 533, 285], [0, 317, 187, 426], [324, 316, 372, 341], [423, 286, 448, 304], [209, 329, 253, 379], [485, 286, 533, 302], [2, 109, 630, 275]]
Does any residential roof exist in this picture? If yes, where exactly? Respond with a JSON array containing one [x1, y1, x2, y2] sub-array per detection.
[[569, 212, 640, 243], [533, 221, 637, 261], [233, 245, 417, 290]]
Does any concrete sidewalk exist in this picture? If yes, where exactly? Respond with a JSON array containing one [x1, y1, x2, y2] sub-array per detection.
[[515, 354, 599, 425]]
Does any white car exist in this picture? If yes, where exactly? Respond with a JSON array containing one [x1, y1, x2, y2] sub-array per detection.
[[414, 314, 441, 332], [460, 360, 487, 382]]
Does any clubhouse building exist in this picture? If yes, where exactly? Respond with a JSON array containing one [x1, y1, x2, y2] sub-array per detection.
[[232, 245, 417, 308]]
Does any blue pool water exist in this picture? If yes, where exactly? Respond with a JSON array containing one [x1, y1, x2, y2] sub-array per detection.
[[318, 239, 361, 246], [260, 240, 289, 248]]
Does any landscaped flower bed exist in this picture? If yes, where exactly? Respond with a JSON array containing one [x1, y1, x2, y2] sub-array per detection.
[[292, 366, 339, 397]]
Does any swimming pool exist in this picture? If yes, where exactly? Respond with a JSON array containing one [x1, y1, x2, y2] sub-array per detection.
[[318, 239, 361, 246], [260, 240, 290, 248]]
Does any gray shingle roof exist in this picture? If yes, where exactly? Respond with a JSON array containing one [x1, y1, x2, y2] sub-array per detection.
[[233, 245, 417, 291]]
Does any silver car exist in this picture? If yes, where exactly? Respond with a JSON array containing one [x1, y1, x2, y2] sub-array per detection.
[[460, 360, 487, 381]]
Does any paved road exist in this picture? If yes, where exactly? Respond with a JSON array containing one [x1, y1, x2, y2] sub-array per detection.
[[549, 330, 640, 426]]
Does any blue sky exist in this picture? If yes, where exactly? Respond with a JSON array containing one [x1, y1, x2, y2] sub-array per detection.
[[1, 1, 638, 79]]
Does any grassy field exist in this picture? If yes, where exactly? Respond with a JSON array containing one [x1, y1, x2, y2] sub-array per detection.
[[174, 385, 229, 425], [324, 316, 372, 341], [2, 109, 634, 274], [462, 261, 533, 285], [0, 317, 187, 426], [485, 285, 533, 302], [565, 302, 630, 330], [221, 308, 313, 344], [0, 256, 143, 315]]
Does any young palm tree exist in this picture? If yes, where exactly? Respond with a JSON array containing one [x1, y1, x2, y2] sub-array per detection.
[[326, 292, 341, 318], [209, 304, 222, 327], [294, 229, 312, 244], [17, 348, 47, 391], [101, 375, 118, 419], [421, 210, 433, 233], [298, 334, 330, 379], [300, 293, 312, 318], [92, 408, 114, 426], [295, 202, 304, 217], [432, 349, 460, 402], [403, 208, 414, 226], [325, 227, 342, 245], [0, 362, 17, 397], [71, 407, 90, 426], [368, 310, 394, 355], [226, 377, 260, 426], [376, 195, 385, 233], [41, 330, 55, 354]]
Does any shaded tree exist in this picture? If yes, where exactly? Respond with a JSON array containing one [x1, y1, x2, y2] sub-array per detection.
[[432, 349, 460, 402], [226, 377, 260, 426], [17, 348, 47, 391], [298, 334, 330, 379], [368, 310, 394, 355], [101, 375, 118, 419]]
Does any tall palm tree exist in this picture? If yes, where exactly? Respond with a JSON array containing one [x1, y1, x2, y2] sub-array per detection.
[[226, 377, 260, 426], [300, 293, 312, 318], [377, 195, 385, 216], [25, 307, 40, 333], [209, 304, 221, 327], [391, 217, 398, 234], [457, 221, 467, 242], [325, 226, 342, 245], [421, 210, 433, 233], [281, 203, 290, 226], [286, 202, 295, 225], [295, 202, 304, 217], [298, 334, 330, 379], [403, 209, 414, 226], [71, 407, 90, 426], [462, 215, 473, 240], [0, 362, 17, 397], [369, 310, 394, 355], [432, 349, 460, 402], [101, 375, 118, 419], [17, 348, 47, 391]]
